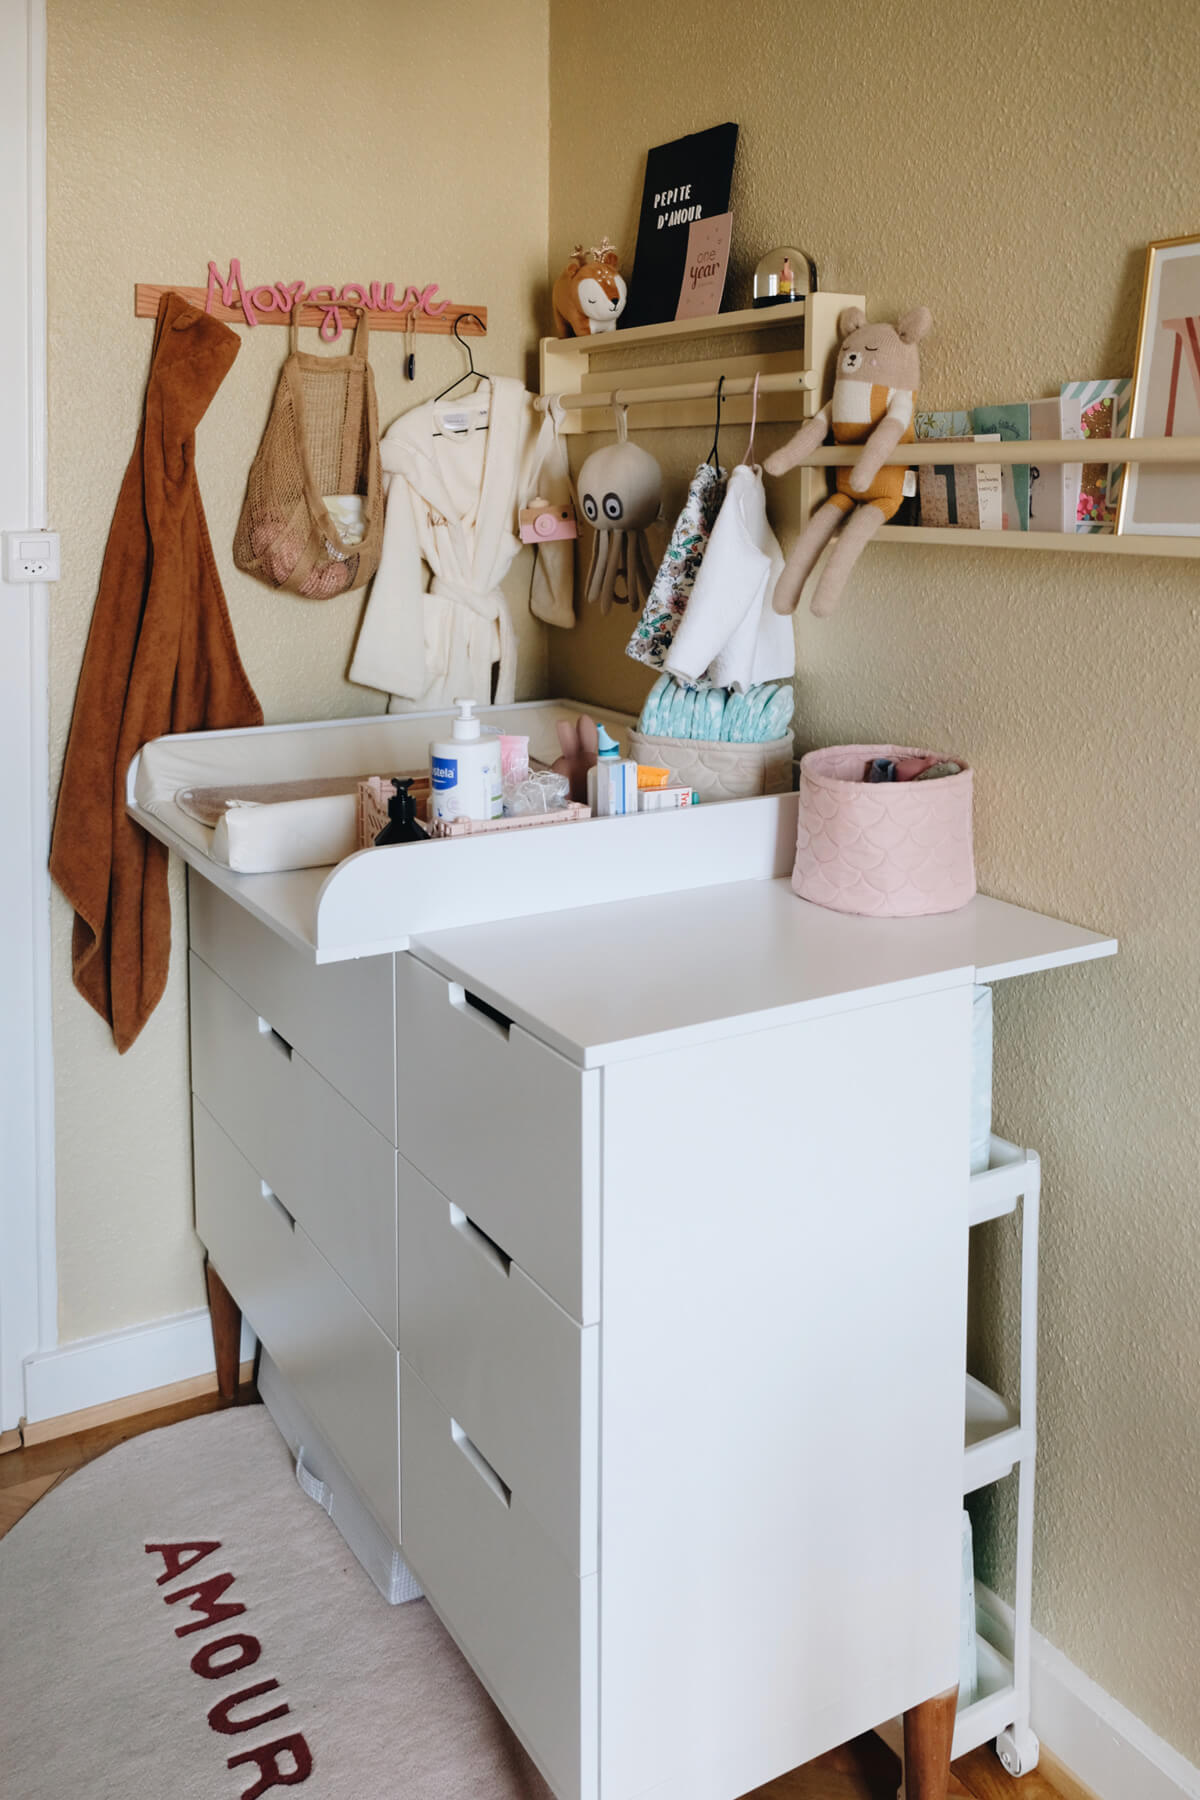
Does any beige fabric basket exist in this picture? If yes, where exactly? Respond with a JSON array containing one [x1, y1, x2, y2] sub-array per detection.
[[234, 308, 382, 598], [629, 729, 794, 803]]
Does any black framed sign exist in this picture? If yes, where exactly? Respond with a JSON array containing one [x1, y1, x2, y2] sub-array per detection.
[[622, 122, 739, 330]]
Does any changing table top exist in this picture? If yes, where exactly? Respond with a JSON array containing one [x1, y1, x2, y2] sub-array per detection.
[[408, 876, 1117, 1068]]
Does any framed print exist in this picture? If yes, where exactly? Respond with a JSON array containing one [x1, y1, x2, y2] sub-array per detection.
[[1119, 233, 1200, 536]]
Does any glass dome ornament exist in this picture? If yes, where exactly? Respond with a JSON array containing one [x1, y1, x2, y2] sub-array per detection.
[[753, 246, 818, 308]]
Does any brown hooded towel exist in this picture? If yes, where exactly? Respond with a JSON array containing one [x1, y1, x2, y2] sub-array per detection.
[[50, 292, 262, 1052]]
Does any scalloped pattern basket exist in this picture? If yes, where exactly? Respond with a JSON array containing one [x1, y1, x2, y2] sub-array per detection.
[[793, 744, 975, 917]]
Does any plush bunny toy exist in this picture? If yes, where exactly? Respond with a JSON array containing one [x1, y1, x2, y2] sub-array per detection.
[[765, 305, 932, 617]]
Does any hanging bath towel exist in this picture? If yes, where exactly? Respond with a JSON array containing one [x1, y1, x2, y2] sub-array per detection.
[[49, 292, 262, 1052], [626, 461, 726, 669]]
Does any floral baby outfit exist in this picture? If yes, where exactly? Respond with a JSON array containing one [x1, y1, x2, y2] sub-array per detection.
[[626, 461, 726, 669]]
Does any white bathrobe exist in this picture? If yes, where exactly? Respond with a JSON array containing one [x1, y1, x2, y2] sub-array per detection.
[[349, 377, 573, 710]]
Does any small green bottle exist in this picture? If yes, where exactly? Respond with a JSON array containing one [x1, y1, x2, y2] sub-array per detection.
[[374, 778, 428, 846]]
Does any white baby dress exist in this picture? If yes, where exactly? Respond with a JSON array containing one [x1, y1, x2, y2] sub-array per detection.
[[665, 463, 794, 693]]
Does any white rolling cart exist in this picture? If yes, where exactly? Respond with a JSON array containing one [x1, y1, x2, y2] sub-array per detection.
[[963, 1135, 1042, 1780], [881, 1133, 1042, 1791]]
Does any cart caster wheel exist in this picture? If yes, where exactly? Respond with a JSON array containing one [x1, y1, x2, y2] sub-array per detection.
[[996, 1726, 1040, 1777]]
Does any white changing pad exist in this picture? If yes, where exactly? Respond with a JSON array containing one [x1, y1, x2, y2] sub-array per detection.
[[132, 702, 634, 875]]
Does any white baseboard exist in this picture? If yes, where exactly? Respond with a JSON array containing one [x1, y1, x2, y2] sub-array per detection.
[[1031, 1625, 1200, 1800], [975, 1585, 1200, 1800], [22, 1307, 257, 1425]]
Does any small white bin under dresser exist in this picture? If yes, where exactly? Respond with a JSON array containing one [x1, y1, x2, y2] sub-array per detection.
[[129, 721, 1116, 1800]]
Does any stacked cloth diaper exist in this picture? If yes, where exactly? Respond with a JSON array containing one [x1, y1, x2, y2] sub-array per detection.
[[637, 673, 794, 742]]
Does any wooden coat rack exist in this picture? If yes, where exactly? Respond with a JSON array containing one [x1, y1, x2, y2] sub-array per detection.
[[135, 265, 487, 342]]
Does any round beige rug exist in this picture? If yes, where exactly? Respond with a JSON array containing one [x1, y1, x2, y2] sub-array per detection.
[[0, 1405, 551, 1799]]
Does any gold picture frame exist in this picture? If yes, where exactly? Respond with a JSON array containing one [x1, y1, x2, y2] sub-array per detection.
[[1118, 232, 1200, 536]]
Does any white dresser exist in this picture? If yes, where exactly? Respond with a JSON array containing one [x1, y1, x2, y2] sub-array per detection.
[[184, 866, 1115, 1800]]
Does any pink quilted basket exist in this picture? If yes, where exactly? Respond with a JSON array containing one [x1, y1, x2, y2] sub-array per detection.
[[793, 745, 975, 917]]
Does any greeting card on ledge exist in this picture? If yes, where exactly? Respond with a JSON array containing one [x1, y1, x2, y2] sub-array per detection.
[[1060, 379, 1131, 532], [623, 122, 739, 330], [674, 212, 734, 320], [917, 436, 1004, 530]]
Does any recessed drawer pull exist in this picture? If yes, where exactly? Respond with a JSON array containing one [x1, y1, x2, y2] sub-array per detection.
[[451, 1417, 511, 1508], [260, 1180, 295, 1231], [449, 1202, 511, 1276], [257, 1016, 293, 1060], [448, 982, 511, 1040]]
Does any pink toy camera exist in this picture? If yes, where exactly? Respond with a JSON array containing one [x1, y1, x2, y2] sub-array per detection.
[[519, 496, 578, 543]]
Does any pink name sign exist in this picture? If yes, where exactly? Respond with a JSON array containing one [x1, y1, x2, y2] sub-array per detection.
[[206, 259, 451, 342]]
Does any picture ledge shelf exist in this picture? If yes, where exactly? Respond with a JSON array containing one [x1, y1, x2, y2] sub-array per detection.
[[801, 437, 1200, 557]]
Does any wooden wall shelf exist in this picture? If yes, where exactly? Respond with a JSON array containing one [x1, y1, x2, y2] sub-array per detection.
[[798, 435, 1200, 467], [538, 293, 862, 456], [795, 436, 1200, 558]]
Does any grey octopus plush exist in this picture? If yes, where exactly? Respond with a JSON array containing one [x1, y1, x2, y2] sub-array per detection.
[[577, 440, 662, 613]]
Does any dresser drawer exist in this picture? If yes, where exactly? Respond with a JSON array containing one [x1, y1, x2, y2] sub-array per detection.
[[395, 952, 600, 1325], [189, 875, 396, 1141], [190, 953, 398, 1342], [396, 1154, 598, 1575], [399, 1358, 597, 1800], [194, 1101, 400, 1543]]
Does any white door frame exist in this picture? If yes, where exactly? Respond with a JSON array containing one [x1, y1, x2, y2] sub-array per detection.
[[0, 0, 57, 1434]]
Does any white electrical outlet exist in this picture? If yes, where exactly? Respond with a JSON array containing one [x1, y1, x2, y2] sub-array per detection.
[[3, 530, 61, 583]]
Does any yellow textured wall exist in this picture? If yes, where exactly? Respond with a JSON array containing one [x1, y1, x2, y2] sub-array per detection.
[[549, 0, 1200, 1764], [47, 0, 549, 1341]]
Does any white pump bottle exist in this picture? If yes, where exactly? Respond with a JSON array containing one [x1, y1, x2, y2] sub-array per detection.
[[430, 698, 503, 824]]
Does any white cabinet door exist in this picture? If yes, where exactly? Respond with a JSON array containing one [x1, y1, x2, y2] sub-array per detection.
[[396, 1151, 599, 1574], [596, 983, 972, 1800], [194, 1101, 401, 1544], [400, 1358, 598, 1800], [395, 953, 601, 1324], [190, 954, 398, 1341], [190, 876, 397, 1141]]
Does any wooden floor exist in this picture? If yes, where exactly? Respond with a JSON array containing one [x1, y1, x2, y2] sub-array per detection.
[[0, 1393, 1068, 1800]]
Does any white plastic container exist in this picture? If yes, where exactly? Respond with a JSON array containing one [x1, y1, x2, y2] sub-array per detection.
[[430, 699, 502, 824], [586, 724, 638, 817]]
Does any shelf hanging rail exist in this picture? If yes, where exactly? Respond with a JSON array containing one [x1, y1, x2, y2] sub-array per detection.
[[534, 368, 818, 418], [784, 435, 1200, 468]]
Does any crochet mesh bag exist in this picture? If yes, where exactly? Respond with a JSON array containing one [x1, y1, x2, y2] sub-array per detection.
[[234, 307, 382, 597]]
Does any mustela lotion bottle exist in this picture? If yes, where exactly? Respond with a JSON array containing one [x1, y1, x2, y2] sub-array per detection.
[[430, 699, 503, 824]]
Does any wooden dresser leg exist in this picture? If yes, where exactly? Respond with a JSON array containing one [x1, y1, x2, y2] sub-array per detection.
[[205, 1261, 241, 1403], [902, 1686, 958, 1800]]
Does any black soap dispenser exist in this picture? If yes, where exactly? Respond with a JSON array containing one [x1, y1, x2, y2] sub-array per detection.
[[374, 778, 428, 846]]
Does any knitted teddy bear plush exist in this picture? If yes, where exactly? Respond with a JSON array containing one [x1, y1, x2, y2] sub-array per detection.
[[765, 306, 932, 618], [552, 239, 628, 337]]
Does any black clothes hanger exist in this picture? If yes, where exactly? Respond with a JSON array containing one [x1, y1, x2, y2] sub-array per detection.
[[433, 313, 488, 403], [707, 374, 726, 470]]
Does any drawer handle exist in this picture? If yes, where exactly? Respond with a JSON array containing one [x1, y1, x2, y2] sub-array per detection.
[[448, 983, 511, 1041], [449, 1203, 511, 1277], [260, 1180, 295, 1231], [451, 1418, 511, 1508], [257, 1017, 293, 1060]]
